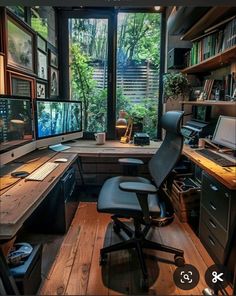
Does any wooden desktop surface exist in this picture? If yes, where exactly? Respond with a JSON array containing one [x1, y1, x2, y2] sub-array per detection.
[[0, 150, 78, 239], [0, 140, 235, 239]]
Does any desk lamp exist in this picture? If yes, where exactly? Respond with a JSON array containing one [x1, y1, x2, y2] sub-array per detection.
[[116, 110, 132, 143]]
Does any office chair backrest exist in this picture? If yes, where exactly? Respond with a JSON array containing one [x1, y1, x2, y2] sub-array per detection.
[[149, 111, 184, 188]]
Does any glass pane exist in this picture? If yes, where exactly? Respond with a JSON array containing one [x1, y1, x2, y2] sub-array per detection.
[[69, 18, 108, 133], [31, 7, 57, 47], [116, 13, 161, 139], [7, 6, 25, 21]]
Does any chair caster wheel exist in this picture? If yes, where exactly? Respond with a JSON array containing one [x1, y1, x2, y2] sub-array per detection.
[[99, 253, 108, 266], [113, 224, 121, 234], [174, 255, 185, 267], [140, 278, 149, 290]]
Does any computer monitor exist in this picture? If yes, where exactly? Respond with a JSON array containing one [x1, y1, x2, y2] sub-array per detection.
[[0, 95, 36, 166], [35, 99, 83, 149], [192, 105, 212, 123], [212, 116, 236, 150]]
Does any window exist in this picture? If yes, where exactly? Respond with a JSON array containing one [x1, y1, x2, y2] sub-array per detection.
[[69, 17, 108, 133], [116, 12, 161, 139]]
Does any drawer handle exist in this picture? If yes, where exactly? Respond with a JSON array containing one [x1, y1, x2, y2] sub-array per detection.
[[209, 236, 215, 246], [209, 219, 216, 229], [210, 202, 216, 211], [210, 184, 218, 191]]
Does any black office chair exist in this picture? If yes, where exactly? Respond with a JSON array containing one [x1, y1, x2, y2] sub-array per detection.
[[97, 111, 185, 289]]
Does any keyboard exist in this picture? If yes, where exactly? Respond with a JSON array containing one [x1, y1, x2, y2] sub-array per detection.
[[196, 149, 236, 167], [25, 162, 59, 181]]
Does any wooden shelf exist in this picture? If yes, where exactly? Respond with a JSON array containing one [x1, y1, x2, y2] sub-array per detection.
[[179, 100, 236, 106], [182, 45, 236, 74], [181, 7, 236, 41]]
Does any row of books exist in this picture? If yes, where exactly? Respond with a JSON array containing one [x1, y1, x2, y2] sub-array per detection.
[[186, 16, 236, 67]]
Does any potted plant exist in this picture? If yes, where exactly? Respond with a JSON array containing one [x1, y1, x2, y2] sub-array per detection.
[[163, 72, 191, 101]]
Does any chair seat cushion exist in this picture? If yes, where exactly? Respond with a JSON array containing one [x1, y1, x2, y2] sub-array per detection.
[[97, 176, 160, 218]]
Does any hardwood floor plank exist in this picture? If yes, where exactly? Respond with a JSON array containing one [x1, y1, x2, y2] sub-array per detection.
[[40, 203, 89, 295], [86, 213, 111, 296], [65, 203, 98, 295]]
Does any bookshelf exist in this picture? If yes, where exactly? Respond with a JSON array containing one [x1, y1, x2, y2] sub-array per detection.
[[179, 100, 236, 106], [182, 45, 236, 74], [181, 7, 236, 41]]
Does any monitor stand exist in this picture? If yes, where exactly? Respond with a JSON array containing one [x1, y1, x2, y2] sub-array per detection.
[[49, 143, 71, 152]]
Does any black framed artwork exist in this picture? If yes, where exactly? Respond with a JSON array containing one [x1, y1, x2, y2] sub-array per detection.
[[36, 80, 47, 99], [49, 50, 58, 68], [37, 34, 47, 53], [49, 67, 59, 98], [6, 15, 35, 73], [37, 50, 48, 80]]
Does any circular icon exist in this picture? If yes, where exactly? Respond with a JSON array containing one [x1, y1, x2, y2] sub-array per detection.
[[173, 264, 200, 290], [205, 264, 230, 290]]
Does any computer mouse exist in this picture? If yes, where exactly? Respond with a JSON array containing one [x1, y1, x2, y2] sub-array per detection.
[[54, 158, 68, 163], [7, 243, 33, 265], [11, 171, 30, 178]]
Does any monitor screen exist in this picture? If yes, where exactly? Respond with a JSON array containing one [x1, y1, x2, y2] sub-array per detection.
[[212, 116, 236, 150], [0, 95, 33, 153], [35, 99, 82, 139], [192, 106, 211, 123]]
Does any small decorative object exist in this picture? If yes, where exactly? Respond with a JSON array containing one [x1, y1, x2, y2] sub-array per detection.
[[49, 67, 59, 97], [7, 16, 34, 73], [36, 81, 47, 99], [37, 50, 47, 80], [163, 72, 190, 101]]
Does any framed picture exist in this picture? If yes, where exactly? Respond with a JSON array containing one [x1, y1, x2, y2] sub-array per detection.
[[49, 50, 58, 68], [49, 67, 59, 98], [8, 71, 35, 98], [0, 54, 5, 94], [7, 15, 35, 73], [36, 80, 47, 99], [37, 34, 47, 53], [37, 50, 47, 80]]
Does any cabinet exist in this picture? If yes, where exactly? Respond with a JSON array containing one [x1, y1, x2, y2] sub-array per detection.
[[199, 172, 236, 264]]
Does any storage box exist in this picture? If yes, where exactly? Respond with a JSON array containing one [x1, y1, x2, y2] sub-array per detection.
[[164, 177, 201, 223], [9, 244, 42, 295]]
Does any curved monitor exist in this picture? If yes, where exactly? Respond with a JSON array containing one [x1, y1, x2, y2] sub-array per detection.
[[35, 99, 83, 148], [0, 95, 35, 166], [212, 116, 236, 150]]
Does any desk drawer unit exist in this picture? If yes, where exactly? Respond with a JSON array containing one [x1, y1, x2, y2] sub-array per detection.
[[201, 172, 230, 230], [199, 172, 236, 265]]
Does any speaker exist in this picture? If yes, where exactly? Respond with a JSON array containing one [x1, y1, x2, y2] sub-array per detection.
[[168, 48, 190, 69]]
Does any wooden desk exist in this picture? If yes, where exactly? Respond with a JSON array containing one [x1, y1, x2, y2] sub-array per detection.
[[183, 145, 236, 190], [0, 150, 78, 240]]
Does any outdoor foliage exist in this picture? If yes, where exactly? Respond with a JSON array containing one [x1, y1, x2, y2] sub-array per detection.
[[70, 13, 161, 137]]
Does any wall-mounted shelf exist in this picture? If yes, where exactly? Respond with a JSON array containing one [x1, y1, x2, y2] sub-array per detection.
[[179, 100, 236, 106], [182, 45, 236, 74], [181, 7, 236, 41]]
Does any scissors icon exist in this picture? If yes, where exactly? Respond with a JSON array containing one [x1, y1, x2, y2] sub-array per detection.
[[212, 271, 224, 283]]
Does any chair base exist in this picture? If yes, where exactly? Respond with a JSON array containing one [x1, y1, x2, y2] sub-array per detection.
[[100, 216, 185, 288]]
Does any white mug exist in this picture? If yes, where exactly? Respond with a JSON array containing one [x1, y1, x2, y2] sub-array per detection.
[[95, 132, 106, 145]]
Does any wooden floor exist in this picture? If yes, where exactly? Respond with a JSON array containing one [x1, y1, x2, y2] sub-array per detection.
[[39, 202, 225, 295]]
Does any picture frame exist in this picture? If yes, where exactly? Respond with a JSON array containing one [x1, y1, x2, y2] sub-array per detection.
[[49, 67, 59, 98], [49, 50, 58, 68], [0, 54, 5, 94], [36, 80, 47, 99], [37, 50, 48, 80], [6, 15, 35, 73], [37, 34, 47, 53], [8, 71, 35, 98]]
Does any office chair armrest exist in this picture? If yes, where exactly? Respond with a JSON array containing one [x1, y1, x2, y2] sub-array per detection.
[[119, 182, 157, 224], [119, 182, 157, 194], [118, 158, 144, 166]]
